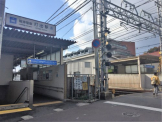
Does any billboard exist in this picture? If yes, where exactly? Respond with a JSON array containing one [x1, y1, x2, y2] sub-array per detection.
[[5, 13, 56, 36]]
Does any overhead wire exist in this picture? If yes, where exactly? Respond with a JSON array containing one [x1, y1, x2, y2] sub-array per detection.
[[61, 8, 91, 38], [47, 0, 79, 23], [55, 0, 91, 25], [57, 8, 92, 32], [45, 0, 69, 23]]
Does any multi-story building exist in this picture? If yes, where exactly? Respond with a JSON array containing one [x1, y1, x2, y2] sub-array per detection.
[[64, 39, 135, 74]]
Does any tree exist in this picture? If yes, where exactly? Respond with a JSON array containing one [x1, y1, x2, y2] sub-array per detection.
[[147, 46, 160, 53]]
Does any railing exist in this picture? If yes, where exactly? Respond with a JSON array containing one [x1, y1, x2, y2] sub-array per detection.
[[14, 87, 28, 104], [34, 84, 64, 93]]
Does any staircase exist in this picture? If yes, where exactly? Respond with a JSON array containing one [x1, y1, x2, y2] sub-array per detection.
[[0, 103, 31, 115]]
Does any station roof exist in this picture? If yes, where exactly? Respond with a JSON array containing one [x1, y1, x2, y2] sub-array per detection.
[[111, 55, 159, 65], [2, 27, 76, 64]]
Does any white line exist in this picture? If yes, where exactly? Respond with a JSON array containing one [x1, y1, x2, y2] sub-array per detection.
[[104, 101, 162, 112]]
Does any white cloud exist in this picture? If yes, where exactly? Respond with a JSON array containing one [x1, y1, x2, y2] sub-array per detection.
[[63, 0, 160, 55]]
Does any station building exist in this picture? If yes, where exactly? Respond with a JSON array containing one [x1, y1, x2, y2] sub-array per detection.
[[0, 13, 76, 110]]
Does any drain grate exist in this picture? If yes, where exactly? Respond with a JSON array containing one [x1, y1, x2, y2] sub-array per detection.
[[122, 112, 140, 117]]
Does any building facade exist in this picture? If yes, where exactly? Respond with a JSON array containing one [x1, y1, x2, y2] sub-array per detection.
[[64, 39, 135, 74]]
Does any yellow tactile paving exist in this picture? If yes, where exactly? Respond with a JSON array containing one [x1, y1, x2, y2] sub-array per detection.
[[0, 107, 31, 115], [0, 103, 24, 107], [33, 101, 63, 107]]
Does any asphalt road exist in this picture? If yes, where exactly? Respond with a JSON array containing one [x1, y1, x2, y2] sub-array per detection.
[[26, 92, 162, 122], [1, 92, 162, 122]]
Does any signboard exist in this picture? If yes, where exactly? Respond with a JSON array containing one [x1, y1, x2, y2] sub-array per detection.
[[81, 75, 87, 82], [74, 77, 82, 90], [92, 39, 101, 48], [144, 65, 155, 69], [5, 13, 56, 36], [27, 59, 57, 65], [82, 82, 88, 90], [21, 59, 27, 69], [90, 76, 95, 86]]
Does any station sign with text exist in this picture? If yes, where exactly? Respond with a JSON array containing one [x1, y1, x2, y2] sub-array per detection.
[[5, 13, 56, 36]]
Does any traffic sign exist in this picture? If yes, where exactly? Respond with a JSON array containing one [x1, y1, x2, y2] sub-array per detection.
[[92, 39, 101, 48]]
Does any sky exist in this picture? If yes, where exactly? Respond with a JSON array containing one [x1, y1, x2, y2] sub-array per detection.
[[5, 0, 161, 57]]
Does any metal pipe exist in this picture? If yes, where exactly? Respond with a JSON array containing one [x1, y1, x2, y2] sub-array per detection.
[[34, 44, 35, 59], [72, 75, 73, 99]]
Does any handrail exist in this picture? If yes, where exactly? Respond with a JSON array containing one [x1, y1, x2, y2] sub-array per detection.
[[14, 87, 28, 104], [34, 84, 63, 90], [34, 85, 63, 93]]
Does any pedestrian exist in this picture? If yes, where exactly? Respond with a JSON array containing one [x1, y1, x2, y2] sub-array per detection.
[[151, 72, 160, 96]]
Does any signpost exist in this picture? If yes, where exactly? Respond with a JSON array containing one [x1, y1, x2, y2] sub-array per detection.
[[27, 59, 57, 65], [92, 39, 101, 48], [5, 13, 56, 36]]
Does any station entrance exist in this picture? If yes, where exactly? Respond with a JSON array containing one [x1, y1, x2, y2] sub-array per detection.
[[0, 27, 75, 111]]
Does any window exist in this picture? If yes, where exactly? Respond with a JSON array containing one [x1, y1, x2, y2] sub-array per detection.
[[85, 62, 90, 68]]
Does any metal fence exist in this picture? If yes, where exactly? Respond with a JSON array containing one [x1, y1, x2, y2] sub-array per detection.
[[66, 74, 95, 100]]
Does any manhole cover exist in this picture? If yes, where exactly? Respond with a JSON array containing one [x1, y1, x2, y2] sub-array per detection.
[[122, 112, 140, 117]]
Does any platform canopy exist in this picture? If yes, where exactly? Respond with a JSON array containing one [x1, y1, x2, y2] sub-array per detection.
[[111, 55, 159, 66], [1, 27, 76, 65]]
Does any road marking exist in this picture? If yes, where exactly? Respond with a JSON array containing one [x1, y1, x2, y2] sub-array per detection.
[[104, 101, 162, 112], [0, 107, 31, 115], [33, 101, 63, 107]]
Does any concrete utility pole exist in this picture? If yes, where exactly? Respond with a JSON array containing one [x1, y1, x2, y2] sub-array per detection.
[[93, 0, 99, 99], [0, 0, 6, 58], [157, 0, 162, 73], [99, 0, 112, 99]]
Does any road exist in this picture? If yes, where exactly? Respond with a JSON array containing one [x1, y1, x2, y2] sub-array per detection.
[[1, 92, 162, 122]]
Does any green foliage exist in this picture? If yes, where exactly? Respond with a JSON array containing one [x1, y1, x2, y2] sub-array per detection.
[[147, 47, 160, 53]]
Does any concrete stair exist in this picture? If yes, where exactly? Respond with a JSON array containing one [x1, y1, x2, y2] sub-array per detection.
[[0, 103, 29, 111]]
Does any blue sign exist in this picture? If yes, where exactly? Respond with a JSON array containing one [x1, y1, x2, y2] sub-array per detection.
[[92, 39, 101, 48], [10, 17, 17, 24], [27, 59, 57, 65], [144, 65, 155, 69]]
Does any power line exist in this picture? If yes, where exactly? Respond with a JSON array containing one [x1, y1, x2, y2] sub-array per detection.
[[62, 9, 91, 38], [57, 8, 91, 32], [47, 0, 79, 23], [55, 0, 91, 25], [45, 0, 69, 23], [136, 43, 160, 49], [136, 0, 155, 8]]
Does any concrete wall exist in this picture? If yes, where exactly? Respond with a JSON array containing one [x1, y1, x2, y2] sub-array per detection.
[[0, 85, 9, 105], [141, 74, 162, 90], [109, 74, 162, 90], [0, 54, 13, 85], [34, 64, 67, 100], [66, 57, 95, 75], [6, 80, 33, 104], [109, 74, 141, 89]]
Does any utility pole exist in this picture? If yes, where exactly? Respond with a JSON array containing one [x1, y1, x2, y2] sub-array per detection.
[[156, 0, 162, 74], [99, 0, 112, 99], [93, 0, 99, 99], [0, 0, 6, 58]]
